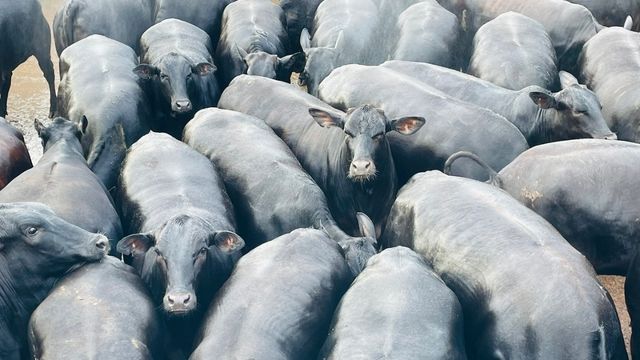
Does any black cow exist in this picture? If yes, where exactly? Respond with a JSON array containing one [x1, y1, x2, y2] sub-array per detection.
[[299, 0, 380, 95], [0, 117, 31, 190], [29, 256, 162, 359], [468, 12, 558, 90], [318, 64, 528, 183], [382, 60, 616, 146], [117, 132, 244, 354], [52, 0, 153, 56], [0, 202, 108, 360], [216, 0, 304, 87], [438, 0, 602, 73], [219, 75, 424, 237], [135, 19, 219, 137], [579, 24, 640, 143], [445, 140, 640, 275], [567, 0, 639, 27], [0, 0, 56, 117], [390, 0, 461, 69], [153, 0, 232, 46], [57, 35, 151, 193], [184, 108, 377, 275], [0, 118, 122, 250], [318, 246, 467, 359], [383, 171, 627, 359], [191, 228, 352, 360], [280, 0, 323, 52]]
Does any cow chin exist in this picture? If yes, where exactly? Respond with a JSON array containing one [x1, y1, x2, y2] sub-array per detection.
[[347, 171, 377, 183]]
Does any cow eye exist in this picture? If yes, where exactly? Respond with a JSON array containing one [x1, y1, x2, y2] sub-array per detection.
[[199, 247, 208, 256], [26, 227, 38, 236], [344, 130, 354, 138], [160, 74, 168, 80], [372, 133, 384, 140]]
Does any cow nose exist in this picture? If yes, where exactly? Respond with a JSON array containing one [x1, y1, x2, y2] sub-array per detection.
[[174, 100, 192, 112], [603, 133, 618, 140], [94, 236, 110, 254], [164, 292, 196, 314], [351, 160, 372, 171]]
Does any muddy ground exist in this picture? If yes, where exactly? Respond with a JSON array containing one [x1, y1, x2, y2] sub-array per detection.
[[4, 0, 632, 354]]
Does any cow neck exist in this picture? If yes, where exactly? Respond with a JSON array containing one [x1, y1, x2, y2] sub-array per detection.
[[512, 90, 549, 146], [0, 252, 56, 328]]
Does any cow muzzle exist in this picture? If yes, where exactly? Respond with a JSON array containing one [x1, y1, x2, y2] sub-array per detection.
[[349, 159, 377, 181], [164, 291, 197, 315], [172, 100, 192, 114]]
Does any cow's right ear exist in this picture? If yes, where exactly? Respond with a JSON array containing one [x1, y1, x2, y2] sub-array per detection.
[[80, 116, 88, 134], [529, 90, 557, 109], [117, 233, 154, 257], [309, 108, 344, 128], [133, 64, 159, 80], [300, 28, 311, 51], [34, 119, 45, 136]]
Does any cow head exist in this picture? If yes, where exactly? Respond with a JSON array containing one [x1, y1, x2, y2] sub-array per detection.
[[335, 212, 378, 276], [299, 28, 341, 95], [236, 45, 306, 80], [528, 71, 616, 143], [0, 202, 107, 274], [309, 105, 425, 182], [34, 117, 85, 152], [117, 215, 244, 316], [134, 53, 216, 115]]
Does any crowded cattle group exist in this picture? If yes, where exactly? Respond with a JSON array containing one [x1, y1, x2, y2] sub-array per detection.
[[2, 0, 640, 358]]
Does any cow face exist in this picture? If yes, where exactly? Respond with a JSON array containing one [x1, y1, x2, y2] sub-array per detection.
[[0, 202, 108, 274], [309, 105, 425, 182], [34, 117, 84, 152], [134, 53, 216, 115], [529, 72, 616, 142], [117, 215, 244, 316]]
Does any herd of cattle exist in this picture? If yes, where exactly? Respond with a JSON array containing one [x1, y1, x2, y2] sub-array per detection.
[[2, 0, 640, 358]]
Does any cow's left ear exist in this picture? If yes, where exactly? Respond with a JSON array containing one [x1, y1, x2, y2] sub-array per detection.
[[309, 108, 344, 128], [278, 52, 306, 73], [209, 231, 245, 253], [133, 64, 159, 80], [193, 62, 216, 76], [387, 116, 425, 135]]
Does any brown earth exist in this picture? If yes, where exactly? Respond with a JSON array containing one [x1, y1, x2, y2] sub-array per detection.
[[4, 0, 632, 356]]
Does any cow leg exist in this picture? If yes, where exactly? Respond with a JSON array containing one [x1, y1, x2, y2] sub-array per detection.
[[0, 71, 11, 117], [36, 55, 57, 118]]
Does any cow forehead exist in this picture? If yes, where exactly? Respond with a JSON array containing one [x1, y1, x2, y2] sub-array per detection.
[[344, 106, 386, 134], [557, 86, 600, 109]]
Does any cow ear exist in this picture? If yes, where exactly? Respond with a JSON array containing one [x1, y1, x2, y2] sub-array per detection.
[[209, 231, 245, 253], [80, 116, 88, 134], [193, 62, 216, 76], [117, 233, 154, 257], [387, 116, 425, 135], [356, 212, 377, 241], [278, 52, 306, 73], [235, 44, 248, 60], [309, 108, 344, 128], [34, 119, 46, 137], [529, 91, 557, 109], [300, 28, 311, 51], [133, 64, 158, 80], [559, 71, 579, 89]]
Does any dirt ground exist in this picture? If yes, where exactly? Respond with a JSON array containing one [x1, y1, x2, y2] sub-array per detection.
[[4, 0, 632, 355]]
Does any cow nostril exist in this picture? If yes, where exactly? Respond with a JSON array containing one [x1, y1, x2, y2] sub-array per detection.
[[364, 162, 371, 169], [95, 238, 108, 250], [167, 295, 175, 305], [183, 294, 191, 305]]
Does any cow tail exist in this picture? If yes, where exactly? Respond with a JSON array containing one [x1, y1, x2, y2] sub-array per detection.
[[443, 151, 502, 187]]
